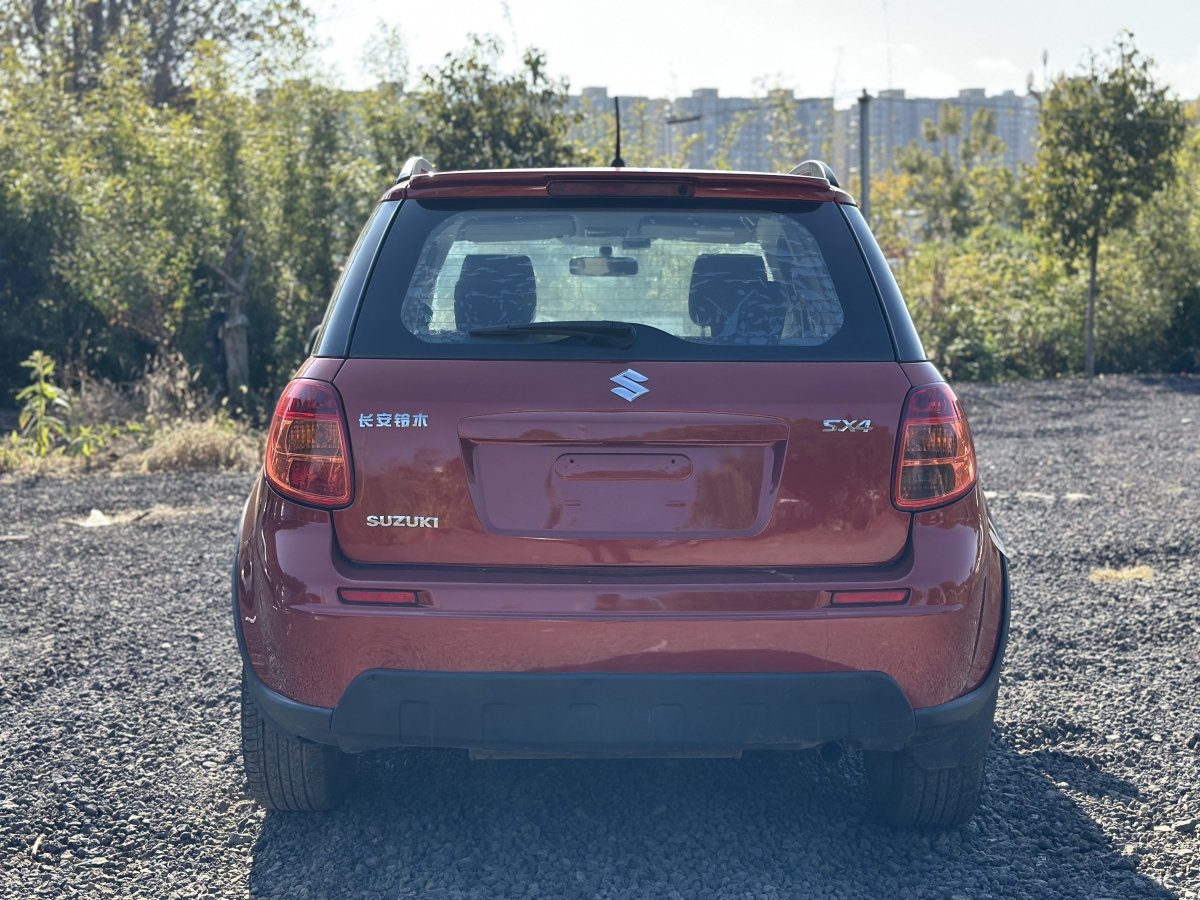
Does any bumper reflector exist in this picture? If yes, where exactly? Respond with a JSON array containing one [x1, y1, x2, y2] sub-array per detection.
[[830, 589, 909, 606], [338, 589, 423, 607]]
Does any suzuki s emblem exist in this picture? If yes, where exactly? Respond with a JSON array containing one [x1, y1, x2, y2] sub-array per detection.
[[610, 368, 649, 402]]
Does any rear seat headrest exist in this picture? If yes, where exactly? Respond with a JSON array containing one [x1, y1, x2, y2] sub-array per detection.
[[689, 254, 786, 342], [689, 255, 769, 328], [454, 255, 536, 331]]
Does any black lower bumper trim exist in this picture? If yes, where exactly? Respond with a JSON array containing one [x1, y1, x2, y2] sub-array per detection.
[[330, 669, 916, 753]]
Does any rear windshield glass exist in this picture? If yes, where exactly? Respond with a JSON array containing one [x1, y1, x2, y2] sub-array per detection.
[[351, 199, 893, 361]]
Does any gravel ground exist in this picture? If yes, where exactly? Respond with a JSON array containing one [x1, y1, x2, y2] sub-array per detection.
[[0, 374, 1197, 899]]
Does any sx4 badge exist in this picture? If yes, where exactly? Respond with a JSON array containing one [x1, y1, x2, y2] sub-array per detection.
[[823, 419, 873, 432]]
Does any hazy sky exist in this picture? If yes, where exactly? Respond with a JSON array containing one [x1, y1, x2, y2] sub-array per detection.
[[311, 0, 1200, 105]]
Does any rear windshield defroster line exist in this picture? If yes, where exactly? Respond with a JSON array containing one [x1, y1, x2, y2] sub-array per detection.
[[349, 198, 896, 362]]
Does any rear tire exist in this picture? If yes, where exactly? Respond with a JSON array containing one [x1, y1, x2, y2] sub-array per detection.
[[863, 746, 986, 828], [240, 670, 355, 811]]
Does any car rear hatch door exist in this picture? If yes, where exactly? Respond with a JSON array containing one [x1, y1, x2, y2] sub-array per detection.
[[330, 359, 910, 567]]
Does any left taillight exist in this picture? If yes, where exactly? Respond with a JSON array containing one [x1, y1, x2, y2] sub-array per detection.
[[264, 379, 352, 507], [893, 383, 976, 511]]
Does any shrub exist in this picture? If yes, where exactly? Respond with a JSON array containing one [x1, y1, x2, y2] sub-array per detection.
[[3, 348, 261, 474], [898, 224, 1180, 380], [0, 433, 26, 473], [15, 350, 69, 455], [899, 228, 1078, 380], [131, 416, 261, 473]]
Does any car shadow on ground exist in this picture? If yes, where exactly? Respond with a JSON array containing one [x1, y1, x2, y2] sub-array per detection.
[[247, 740, 1172, 899]]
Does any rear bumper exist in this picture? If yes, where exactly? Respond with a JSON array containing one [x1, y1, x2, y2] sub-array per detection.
[[237, 481, 1003, 710], [234, 557, 1008, 764]]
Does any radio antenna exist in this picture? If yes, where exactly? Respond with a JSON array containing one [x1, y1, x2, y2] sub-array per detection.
[[610, 97, 626, 167]]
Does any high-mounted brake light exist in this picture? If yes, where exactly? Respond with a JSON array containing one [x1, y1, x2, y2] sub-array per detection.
[[264, 379, 352, 507], [893, 383, 976, 511], [547, 180, 695, 198]]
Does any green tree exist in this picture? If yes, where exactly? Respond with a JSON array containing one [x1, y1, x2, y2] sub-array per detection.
[[358, 23, 418, 183], [1, 31, 387, 406], [0, 0, 309, 104], [56, 39, 211, 351], [1128, 127, 1200, 370], [709, 104, 756, 171], [619, 98, 671, 166], [760, 87, 830, 174], [654, 105, 704, 169], [882, 104, 1018, 246], [570, 93, 614, 166], [1031, 33, 1187, 376], [571, 94, 671, 167], [896, 103, 970, 242], [0, 46, 105, 392], [414, 35, 580, 170], [899, 227, 1079, 380], [242, 76, 378, 390]]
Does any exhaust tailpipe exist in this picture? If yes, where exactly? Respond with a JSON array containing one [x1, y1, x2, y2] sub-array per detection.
[[819, 741, 844, 765]]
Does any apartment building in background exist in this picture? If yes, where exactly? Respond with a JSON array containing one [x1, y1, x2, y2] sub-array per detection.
[[667, 88, 835, 172], [829, 88, 1039, 178], [570, 86, 1040, 178]]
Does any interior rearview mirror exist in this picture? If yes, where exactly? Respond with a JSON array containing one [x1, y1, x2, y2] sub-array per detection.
[[570, 247, 638, 276]]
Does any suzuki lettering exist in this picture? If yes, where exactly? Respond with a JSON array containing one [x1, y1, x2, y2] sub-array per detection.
[[366, 515, 440, 528], [610, 368, 649, 402]]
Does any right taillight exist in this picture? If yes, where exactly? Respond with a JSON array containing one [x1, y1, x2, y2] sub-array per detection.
[[893, 383, 976, 511], [264, 379, 353, 507]]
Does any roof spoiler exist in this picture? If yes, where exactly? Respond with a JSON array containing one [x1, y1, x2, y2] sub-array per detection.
[[788, 159, 840, 188], [381, 168, 853, 204]]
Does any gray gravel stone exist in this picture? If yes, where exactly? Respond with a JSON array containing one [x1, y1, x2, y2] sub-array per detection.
[[0, 374, 1197, 898]]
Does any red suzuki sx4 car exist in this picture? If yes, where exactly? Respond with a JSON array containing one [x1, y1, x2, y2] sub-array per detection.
[[233, 159, 1009, 827]]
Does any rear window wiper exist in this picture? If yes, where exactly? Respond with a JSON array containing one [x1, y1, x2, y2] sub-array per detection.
[[467, 320, 637, 349]]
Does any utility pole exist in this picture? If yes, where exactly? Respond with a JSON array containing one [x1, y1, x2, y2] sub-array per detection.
[[858, 89, 871, 223]]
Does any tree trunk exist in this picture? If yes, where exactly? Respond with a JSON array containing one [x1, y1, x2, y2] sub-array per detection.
[[1085, 239, 1098, 378], [153, 0, 181, 106], [223, 297, 250, 399], [211, 228, 252, 398], [86, 0, 104, 57], [31, 0, 47, 38]]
